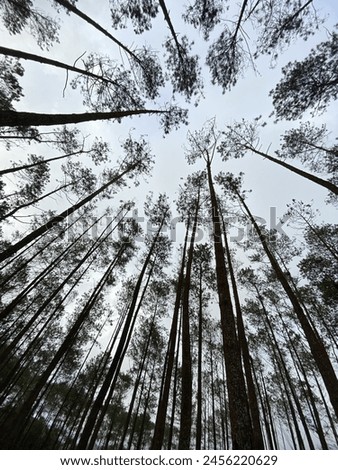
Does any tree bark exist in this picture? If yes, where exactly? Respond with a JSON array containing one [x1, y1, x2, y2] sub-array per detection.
[[221, 215, 264, 449], [178, 190, 200, 449], [151, 223, 190, 449], [206, 162, 253, 449], [0, 109, 164, 128]]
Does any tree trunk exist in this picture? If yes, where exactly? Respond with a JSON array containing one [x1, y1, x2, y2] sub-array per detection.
[[221, 214, 264, 449], [54, 0, 141, 64], [248, 146, 338, 195], [167, 311, 181, 450], [151, 223, 190, 449], [0, 109, 164, 128], [0, 148, 84, 177], [178, 190, 200, 449], [206, 161, 253, 449], [195, 265, 203, 450]]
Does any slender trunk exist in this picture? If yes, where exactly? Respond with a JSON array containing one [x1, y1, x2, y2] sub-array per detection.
[[221, 214, 264, 449], [195, 265, 203, 450], [158, 0, 183, 59], [220, 357, 230, 449], [0, 109, 164, 128], [167, 311, 182, 450], [0, 148, 84, 177], [151, 224, 190, 449], [233, 0, 249, 40], [206, 161, 253, 449], [178, 191, 200, 450], [53, 0, 141, 64], [209, 344, 217, 449], [247, 146, 338, 195]]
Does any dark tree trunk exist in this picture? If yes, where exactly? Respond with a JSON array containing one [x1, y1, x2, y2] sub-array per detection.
[[178, 190, 200, 450], [0, 148, 84, 177], [167, 312, 181, 450], [221, 214, 264, 449], [151, 224, 190, 449], [0, 109, 163, 128], [53, 0, 141, 63], [206, 162, 253, 449], [248, 146, 338, 195], [195, 265, 203, 450]]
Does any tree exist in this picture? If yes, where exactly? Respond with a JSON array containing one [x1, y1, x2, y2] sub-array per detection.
[[186, 120, 254, 449], [219, 119, 338, 196], [270, 28, 338, 119], [0, 106, 187, 131], [0, 0, 59, 49], [0, 56, 24, 111]]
